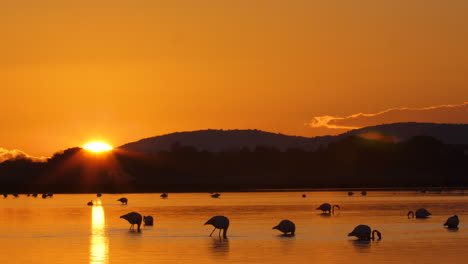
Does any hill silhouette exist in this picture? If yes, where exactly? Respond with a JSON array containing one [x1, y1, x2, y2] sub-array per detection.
[[341, 122, 468, 144], [120, 123, 468, 153], [0, 133, 467, 193], [120, 129, 331, 153]]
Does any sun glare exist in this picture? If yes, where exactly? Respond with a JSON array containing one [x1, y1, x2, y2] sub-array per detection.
[[83, 142, 113, 152]]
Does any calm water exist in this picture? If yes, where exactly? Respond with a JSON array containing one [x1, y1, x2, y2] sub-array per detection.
[[0, 191, 467, 264]]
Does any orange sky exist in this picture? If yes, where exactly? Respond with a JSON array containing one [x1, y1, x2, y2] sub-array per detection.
[[1, 0, 468, 156]]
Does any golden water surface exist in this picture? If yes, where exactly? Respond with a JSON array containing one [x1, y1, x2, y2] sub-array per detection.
[[0, 191, 467, 263]]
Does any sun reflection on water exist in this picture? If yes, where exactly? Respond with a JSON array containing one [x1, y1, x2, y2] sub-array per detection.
[[90, 200, 109, 264]]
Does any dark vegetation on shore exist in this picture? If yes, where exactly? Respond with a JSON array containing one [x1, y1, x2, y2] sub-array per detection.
[[0, 135, 467, 193]]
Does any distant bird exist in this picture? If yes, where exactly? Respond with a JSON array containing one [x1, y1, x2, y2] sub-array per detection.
[[348, 225, 382, 241], [143, 216, 154, 225], [348, 191, 354, 196], [32, 193, 38, 198], [160, 193, 168, 199], [302, 194, 307, 198], [408, 208, 431, 219], [272, 220, 295, 235], [211, 193, 221, 198], [205, 216, 229, 239], [444, 215, 459, 229], [361, 191, 367, 196], [12, 193, 19, 198], [47, 193, 54, 197], [120, 212, 142, 231], [87, 200, 93, 206], [317, 203, 340, 214], [3, 193, 7, 198], [26, 193, 31, 197], [117, 197, 128, 205], [41, 194, 48, 199], [97, 193, 102, 197]]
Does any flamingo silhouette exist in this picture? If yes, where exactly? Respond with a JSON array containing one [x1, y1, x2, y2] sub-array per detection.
[[120, 212, 142, 231], [205, 216, 229, 239], [316, 203, 340, 214], [444, 215, 459, 229], [272, 220, 295, 235], [143, 216, 154, 226], [407, 208, 431, 218], [348, 225, 382, 241], [117, 197, 128, 205]]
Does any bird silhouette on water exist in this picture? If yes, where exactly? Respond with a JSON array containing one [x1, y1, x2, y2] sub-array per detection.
[[143, 216, 154, 226], [316, 203, 340, 214], [407, 208, 431, 219], [160, 193, 168, 199], [272, 220, 295, 236], [87, 200, 93, 206], [444, 215, 459, 229], [205, 216, 229, 239], [348, 225, 382, 241], [120, 212, 142, 232], [117, 197, 128, 205], [211, 193, 221, 198], [97, 193, 102, 197]]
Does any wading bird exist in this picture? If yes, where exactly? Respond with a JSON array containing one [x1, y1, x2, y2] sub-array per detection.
[[143, 216, 154, 225], [205, 216, 229, 239], [316, 203, 340, 214], [160, 193, 168, 199], [211, 193, 221, 198], [97, 193, 102, 197], [272, 220, 295, 235], [120, 212, 142, 231], [348, 225, 382, 241], [117, 197, 128, 205], [348, 191, 354, 196], [302, 194, 307, 198], [87, 200, 93, 206], [361, 191, 367, 196], [408, 208, 431, 219], [444, 215, 459, 229]]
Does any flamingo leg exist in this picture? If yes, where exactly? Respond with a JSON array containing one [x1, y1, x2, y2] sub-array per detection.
[[209, 227, 216, 237]]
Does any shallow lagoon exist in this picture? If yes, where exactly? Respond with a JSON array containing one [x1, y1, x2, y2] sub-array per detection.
[[0, 191, 467, 264]]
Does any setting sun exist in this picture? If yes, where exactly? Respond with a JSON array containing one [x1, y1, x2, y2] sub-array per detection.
[[83, 142, 113, 152]]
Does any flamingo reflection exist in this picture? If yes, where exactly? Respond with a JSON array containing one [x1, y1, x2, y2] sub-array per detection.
[[90, 200, 109, 264]]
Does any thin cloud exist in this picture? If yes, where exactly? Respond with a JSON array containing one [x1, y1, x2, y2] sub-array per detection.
[[0, 148, 47, 163], [309, 102, 468, 130]]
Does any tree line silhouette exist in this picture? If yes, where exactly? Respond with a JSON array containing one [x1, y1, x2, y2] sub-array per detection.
[[0, 135, 467, 193]]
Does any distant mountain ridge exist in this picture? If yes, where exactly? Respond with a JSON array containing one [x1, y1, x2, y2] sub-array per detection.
[[343, 122, 468, 144], [119, 123, 468, 153], [120, 129, 329, 152]]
